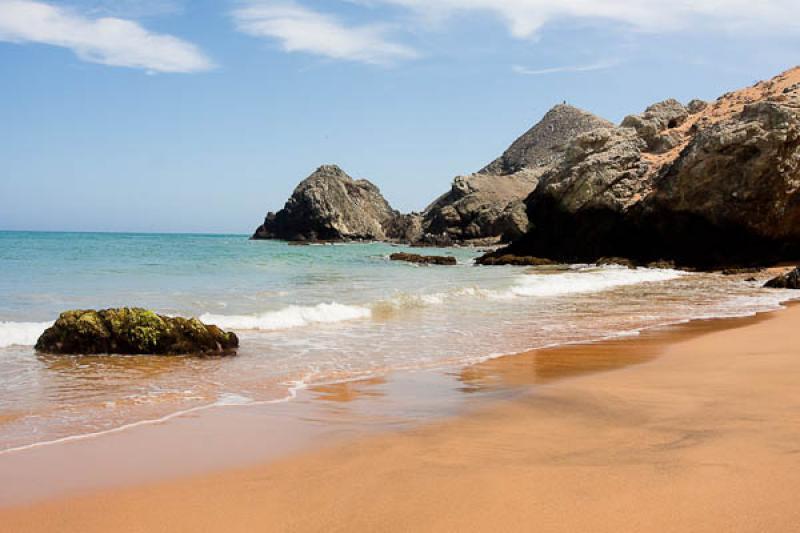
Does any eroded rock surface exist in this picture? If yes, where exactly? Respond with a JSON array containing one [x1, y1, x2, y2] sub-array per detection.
[[253, 165, 411, 242], [487, 67, 800, 269], [35, 308, 239, 355], [422, 104, 613, 244]]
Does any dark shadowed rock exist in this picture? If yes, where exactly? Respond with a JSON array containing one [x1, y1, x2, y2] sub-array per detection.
[[722, 267, 763, 275], [422, 104, 613, 244], [253, 165, 413, 242], [486, 67, 800, 270], [764, 267, 800, 288], [35, 308, 239, 355], [389, 252, 457, 265], [475, 254, 556, 266]]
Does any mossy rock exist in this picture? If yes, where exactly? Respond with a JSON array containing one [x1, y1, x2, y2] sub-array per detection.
[[35, 308, 239, 356]]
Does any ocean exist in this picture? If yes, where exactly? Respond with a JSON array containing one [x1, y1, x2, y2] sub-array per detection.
[[0, 231, 795, 452]]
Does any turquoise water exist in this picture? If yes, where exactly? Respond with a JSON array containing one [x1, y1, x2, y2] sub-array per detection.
[[0, 231, 795, 452]]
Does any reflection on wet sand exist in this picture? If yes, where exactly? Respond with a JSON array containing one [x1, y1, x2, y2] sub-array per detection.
[[456, 313, 771, 394], [308, 377, 387, 403]]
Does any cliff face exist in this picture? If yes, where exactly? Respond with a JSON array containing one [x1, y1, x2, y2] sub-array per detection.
[[491, 67, 800, 268], [421, 104, 613, 244], [252, 165, 407, 242]]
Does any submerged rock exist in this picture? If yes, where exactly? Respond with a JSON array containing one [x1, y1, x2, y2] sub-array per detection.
[[35, 308, 239, 355], [764, 267, 800, 289], [389, 252, 457, 265]]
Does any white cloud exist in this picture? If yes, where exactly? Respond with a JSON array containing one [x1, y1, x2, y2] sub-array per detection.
[[512, 59, 620, 75], [232, 1, 417, 65], [371, 0, 800, 38], [0, 0, 213, 73]]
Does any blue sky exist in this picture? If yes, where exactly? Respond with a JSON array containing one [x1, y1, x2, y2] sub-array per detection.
[[1, 0, 799, 233]]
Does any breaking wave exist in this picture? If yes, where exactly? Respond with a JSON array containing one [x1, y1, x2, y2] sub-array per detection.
[[200, 302, 372, 331], [500, 267, 683, 299], [0, 321, 51, 348]]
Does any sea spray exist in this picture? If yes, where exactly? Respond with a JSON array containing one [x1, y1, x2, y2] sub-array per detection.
[[0, 321, 51, 348], [200, 302, 372, 331]]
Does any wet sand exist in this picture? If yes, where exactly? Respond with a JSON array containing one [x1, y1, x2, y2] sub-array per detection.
[[3, 304, 800, 532]]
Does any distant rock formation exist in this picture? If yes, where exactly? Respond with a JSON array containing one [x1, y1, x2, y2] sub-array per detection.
[[421, 104, 613, 244], [252, 165, 416, 242], [485, 66, 800, 269], [35, 308, 239, 355]]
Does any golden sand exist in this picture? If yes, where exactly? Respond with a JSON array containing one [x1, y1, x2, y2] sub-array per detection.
[[3, 305, 800, 532]]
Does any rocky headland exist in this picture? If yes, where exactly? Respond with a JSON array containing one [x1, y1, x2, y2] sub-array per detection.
[[254, 66, 800, 270], [483, 67, 800, 269]]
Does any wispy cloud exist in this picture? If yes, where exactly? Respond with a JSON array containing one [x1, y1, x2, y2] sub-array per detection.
[[232, 1, 417, 65], [512, 59, 620, 76], [372, 0, 800, 38], [0, 0, 213, 73]]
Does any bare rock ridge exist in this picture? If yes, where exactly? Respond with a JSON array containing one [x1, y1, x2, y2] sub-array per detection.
[[421, 104, 613, 244], [252, 165, 409, 242], [252, 105, 612, 245], [253, 66, 800, 269], [485, 66, 800, 269]]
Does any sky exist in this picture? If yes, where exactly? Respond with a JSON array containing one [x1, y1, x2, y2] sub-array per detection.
[[1, 0, 799, 234]]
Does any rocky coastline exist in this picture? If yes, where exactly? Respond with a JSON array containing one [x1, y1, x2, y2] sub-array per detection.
[[254, 66, 800, 271]]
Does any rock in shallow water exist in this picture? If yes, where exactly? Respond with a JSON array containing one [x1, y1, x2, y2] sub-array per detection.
[[764, 268, 800, 289], [35, 308, 239, 355], [389, 252, 457, 266]]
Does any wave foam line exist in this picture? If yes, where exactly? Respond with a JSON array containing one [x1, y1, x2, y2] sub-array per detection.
[[201, 302, 371, 331], [0, 321, 52, 348], [499, 267, 683, 299], [0, 380, 308, 456]]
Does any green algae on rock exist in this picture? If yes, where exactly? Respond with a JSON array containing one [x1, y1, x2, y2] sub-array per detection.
[[35, 308, 239, 355]]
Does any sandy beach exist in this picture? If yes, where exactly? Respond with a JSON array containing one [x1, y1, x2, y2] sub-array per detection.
[[2, 302, 800, 532]]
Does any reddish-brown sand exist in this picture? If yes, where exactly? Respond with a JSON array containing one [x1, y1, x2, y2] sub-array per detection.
[[3, 304, 800, 532]]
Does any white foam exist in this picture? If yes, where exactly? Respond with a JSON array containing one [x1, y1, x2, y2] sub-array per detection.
[[499, 267, 683, 299], [0, 321, 52, 348], [201, 302, 372, 331]]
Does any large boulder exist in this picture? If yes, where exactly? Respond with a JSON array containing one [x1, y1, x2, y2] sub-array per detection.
[[253, 165, 412, 242], [421, 104, 613, 244], [35, 308, 239, 355], [485, 66, 800, 270]]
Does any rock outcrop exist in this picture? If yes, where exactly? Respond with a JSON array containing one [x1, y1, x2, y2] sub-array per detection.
[[421, 104, 614, 244], [253, 165, 415, 242], [487, 66, 800, 270], [474, 254, 556, 266], [764, 267, 800, 289], [389, 252, 457, 265], [35, 308, 239, 355]]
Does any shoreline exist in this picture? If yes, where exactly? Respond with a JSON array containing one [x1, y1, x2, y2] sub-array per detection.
[[2, 300, 800, 531], [1, 270, 788, 460]]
